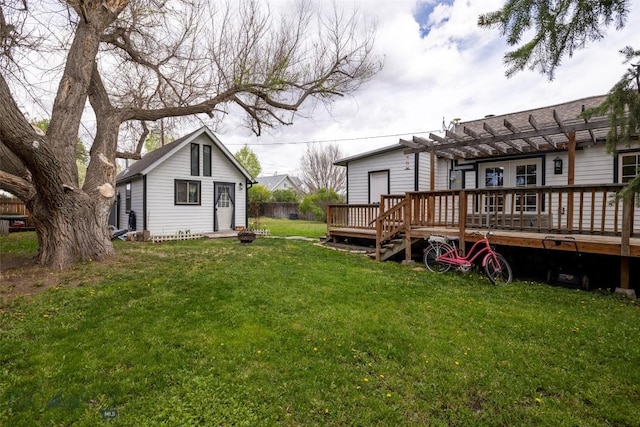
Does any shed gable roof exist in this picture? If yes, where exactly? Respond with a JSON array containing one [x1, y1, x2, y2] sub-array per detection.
[[116, 126, 253, 183]]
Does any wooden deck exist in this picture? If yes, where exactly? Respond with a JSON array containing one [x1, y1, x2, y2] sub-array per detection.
[[326, 185, 639, 289]]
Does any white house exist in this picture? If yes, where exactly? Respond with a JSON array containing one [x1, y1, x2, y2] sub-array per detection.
[[335, 145, 439, 204], [338, 95, 640, 217], [255, 174, 303, 195], [113, 126, 254, 236]]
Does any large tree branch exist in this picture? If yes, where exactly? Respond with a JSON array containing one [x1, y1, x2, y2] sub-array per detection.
[[0, 170, 35, 201]]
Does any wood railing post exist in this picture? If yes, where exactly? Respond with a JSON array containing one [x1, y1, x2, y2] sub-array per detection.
[[458, 190, 467, 256], [375, 215, 382, 261], [404, 195, 412, 261]]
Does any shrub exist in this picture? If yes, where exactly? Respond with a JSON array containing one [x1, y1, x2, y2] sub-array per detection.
[[271, 189, 299, 202], [299, 188, 342, 222], [248, 184, 271, 219]]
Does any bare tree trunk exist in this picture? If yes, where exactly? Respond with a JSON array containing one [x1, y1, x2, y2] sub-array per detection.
[[30, 191, 113, 268]]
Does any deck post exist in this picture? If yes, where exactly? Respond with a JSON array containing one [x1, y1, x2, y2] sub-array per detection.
[[375, 215, 382, 261], [404, 195, 412, 261], [567, 132, 576, 230], [618, 192, 634, 293], [458, 190, 467, 256]]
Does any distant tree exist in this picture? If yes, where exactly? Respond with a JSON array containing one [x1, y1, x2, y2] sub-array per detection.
[[143, 131, 163, 153], [479, 0, 639, 195], [299, 144, 346, 193], [299, 187, 342, 222], [235, 145, 262, 179], [272, 188, 299, 202]]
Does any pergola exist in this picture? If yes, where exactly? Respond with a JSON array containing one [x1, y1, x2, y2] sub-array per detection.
[[400, 95, 611, 162], [399, 95, 616, 193]]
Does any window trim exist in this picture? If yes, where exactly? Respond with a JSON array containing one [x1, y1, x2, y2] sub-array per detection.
[[175, 179, 202, 205], [190, 143, 200, 176]]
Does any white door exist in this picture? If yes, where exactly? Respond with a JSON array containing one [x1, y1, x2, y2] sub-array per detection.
[[369, 171, 389, 204], [479, 159, 542, 212], [215, 184, 234, 231]]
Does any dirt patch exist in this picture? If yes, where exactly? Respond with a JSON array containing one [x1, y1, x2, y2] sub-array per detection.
[[1, 254, 58, 306], [0, 253, 114, 307]]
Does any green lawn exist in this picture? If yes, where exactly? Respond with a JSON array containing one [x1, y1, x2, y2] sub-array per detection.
[[1, 232, 639, 426], [252, 217, 327, 239]]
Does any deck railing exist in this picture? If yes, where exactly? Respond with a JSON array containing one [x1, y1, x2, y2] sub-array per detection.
[[405, 184, 637, 237], [326, 204, 380, 229], [327, 184, 638, 240]]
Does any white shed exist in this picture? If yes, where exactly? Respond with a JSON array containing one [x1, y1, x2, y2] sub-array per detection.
[[113, 126, 253, 236]]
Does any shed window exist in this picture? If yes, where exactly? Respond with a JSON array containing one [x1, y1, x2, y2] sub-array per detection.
[[125, 183, 131, 213], [175, 180, 201, 205], [203, 145, 212, 177], [191, 143, 199, 176]]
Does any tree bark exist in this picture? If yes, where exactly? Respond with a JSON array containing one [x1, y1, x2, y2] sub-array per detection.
[[30, 190, 114, 268]]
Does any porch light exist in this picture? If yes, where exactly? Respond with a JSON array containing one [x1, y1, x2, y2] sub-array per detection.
[[238, 182, 244, 190], [553, 157, 563, 175]]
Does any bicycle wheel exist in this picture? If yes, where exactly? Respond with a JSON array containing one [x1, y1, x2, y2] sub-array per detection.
[[423, 242, 453, 273], [484, 252, 513, 285]]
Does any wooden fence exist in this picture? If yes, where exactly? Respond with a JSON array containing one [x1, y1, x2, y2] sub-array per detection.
[[261, 202, 314, 220], [0, 198, 30, 218]]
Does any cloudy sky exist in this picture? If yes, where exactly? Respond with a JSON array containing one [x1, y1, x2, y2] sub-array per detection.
[[219, 0, 640, 178]]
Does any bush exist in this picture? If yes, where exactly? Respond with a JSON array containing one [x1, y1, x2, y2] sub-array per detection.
[[248, 184, 271, 219], [271, 189, 299, 202], [299, 188, 342, 222]]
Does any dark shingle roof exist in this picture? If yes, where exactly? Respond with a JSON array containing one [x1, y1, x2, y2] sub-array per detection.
[[116, 128, 200, 183]]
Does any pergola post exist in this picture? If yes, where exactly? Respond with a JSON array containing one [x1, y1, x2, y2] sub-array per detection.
[[616, 192, 635, 297]]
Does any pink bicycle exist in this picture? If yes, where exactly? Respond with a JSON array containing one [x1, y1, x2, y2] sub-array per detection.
[[423, 231, 513, 285]]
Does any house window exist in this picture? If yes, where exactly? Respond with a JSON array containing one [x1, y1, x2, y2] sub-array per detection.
[[125, 183, 131, 213], [485, 167, 504, 212], [515, 164, 538, 212], [203, 145, 212, 177], [620, 153, 640, 207], [175, 180, 201, 205], [621, 153, 640, 183], [191, 143, 199, 176]]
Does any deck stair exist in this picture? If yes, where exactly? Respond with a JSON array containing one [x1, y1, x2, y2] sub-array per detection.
[[378, 237, 406, 261]]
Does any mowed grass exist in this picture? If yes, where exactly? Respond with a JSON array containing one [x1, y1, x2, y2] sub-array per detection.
[[255, 217, 327, 239], [1, 232, 640, 426]]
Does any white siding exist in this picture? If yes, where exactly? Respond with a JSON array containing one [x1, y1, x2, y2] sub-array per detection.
[[434, 158, 450, 191], [346, 149, 415, 204], [114, 178, 143, 230], [144, 133, 246, 235]]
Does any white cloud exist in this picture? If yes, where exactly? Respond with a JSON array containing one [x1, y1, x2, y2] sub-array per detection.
[[228, 0, 640, 178]]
